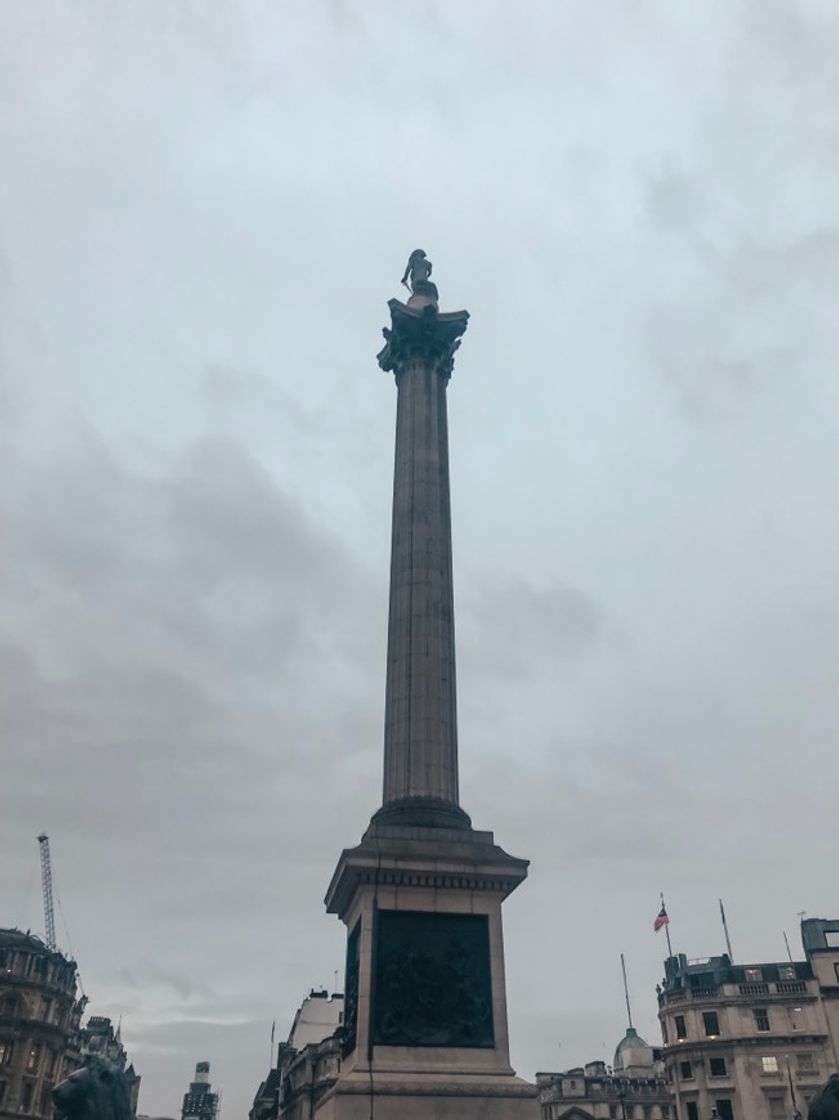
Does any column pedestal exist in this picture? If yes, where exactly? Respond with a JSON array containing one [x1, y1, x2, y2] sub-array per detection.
[[321, 823, 538, 1120]]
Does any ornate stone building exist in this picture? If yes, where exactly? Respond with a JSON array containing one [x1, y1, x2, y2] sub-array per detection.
[[80, 1016, 141, 1113], [249, 992, 344, 1120], [657, 919, 839, 1120], [0, 929, 141, 1120], [0, 929, 86, 1120], [537, 1029, 670, 1120]]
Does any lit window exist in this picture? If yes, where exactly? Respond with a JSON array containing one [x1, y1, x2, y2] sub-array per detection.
[[0, 1041, 13, 1065], [825, 931, 839, 948], [778, 966, 795, 980], [703, 1011, 720, 1036], [26, 1046, 40, 1073], [762, 1056, 780, 1074], [745, 968, 762, 983], [754, 1009, 770, 1032]]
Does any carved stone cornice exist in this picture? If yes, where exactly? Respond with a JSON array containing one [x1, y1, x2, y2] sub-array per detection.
[[324, 827, 529, 919], [377, 299, 469, 382]]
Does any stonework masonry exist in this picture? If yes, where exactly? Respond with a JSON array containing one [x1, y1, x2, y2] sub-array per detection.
[[0, 929, 86, 1120], [658, 919, 839, 1120]]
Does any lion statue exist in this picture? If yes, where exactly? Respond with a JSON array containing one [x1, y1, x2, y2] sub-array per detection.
[[809, 1074, 839, 1120], [53, 1056, 133, 1120]]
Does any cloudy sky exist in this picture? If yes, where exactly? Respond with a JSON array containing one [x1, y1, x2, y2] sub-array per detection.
[[2, 1, 839, 1116]]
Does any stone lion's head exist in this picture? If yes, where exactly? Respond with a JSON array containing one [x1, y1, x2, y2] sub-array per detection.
[[53, 1057, 133, 1120]]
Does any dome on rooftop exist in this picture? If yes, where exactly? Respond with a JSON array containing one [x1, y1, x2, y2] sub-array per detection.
[[614, 1027, 653, 1070]]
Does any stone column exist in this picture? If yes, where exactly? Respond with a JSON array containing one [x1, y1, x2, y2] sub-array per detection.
[[372, 293, 471, 830]]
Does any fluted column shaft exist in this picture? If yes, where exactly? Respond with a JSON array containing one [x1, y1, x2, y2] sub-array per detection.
[[383, 355, 458, 805], [372, 298, 470, 830]]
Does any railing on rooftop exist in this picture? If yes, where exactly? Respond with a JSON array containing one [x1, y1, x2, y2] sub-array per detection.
[[661, 980, 812, 1004], [776, 980, 807, 994]]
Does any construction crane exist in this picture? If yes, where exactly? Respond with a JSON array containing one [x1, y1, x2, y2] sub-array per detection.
[[37, 833, 57, 950]]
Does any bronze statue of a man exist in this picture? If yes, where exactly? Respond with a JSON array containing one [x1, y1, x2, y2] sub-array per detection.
[[401, 249, 432, 293]]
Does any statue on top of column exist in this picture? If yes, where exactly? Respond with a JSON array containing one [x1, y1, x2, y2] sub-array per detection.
[[401, 249, 438, 302]]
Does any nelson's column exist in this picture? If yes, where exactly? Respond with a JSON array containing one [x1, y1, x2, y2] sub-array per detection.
[[322, 253, 538, 1120]]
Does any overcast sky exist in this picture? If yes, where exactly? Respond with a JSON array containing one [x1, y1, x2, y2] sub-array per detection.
[[2, 1, 839, 1117]]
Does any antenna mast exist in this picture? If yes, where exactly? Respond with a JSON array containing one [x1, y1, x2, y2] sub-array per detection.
[[37, 833, 57, 950], [620, 953, 633, 1030]]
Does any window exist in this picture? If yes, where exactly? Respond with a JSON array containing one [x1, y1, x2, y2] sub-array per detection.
[[40, 999, 52, 1023], [715, 1101, 734, 1120], [798, 1053, 816, 1072], [703, 1011, 721, 1036], [46, 1050, 57, 1077], [609, 1107, 618, 1119], [686, 1103, 699, 1120], [25, 1046, 40, 1074], [0, 1040, 13, 1065], [779, 965, 796, 980], [768, 1096, 786, 1120], [2, 997, 16, 1017], [754, 1009, 770, 1032], [790, 1007, 804, 1030], [661, 1020, 668, 1044], [0, 1082, 6, 1107], [745, 968, 762, 982], [21, 1081, 33, 1112], [762, 1056, 780, 1074], [710, 1058, 728, 1077], [680, 1061, 694, 1080], [825, 931, 839, 948], [0, 950, 7, 967], [834, 963, 839, 985], [675, 1015, 687, 1040]]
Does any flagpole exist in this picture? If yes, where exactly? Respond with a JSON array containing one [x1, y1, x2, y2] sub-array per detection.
[[719, 898, 734, 963], [620, 953, 633, 1030], [661, 892, 673, 957], [783, 930, 794, 963]]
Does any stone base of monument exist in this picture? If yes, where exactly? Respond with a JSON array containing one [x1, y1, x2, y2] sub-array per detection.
[[321, 822, 539, 1120], [314, 1069, 539, 1120]]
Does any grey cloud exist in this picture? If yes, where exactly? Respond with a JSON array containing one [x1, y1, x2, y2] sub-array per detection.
[[3, 1, 839, 1116]]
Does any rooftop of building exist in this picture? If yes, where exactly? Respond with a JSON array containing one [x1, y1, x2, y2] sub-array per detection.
[[613, 1026, 653, 1069], [287, 989, 344, 1051], [801, 918, 839, 952], [661, 952, 812, 993], [0, 927, 77, 966]]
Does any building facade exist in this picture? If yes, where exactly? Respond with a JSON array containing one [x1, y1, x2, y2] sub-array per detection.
[[0, 929, 87, 1120], [249, 991, 344, 1120], [80, 1016, 141, 1113], [181, 1062, 218, 1120], [537, 1030, 670, 1120], [658, 921, 839, 1120]]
